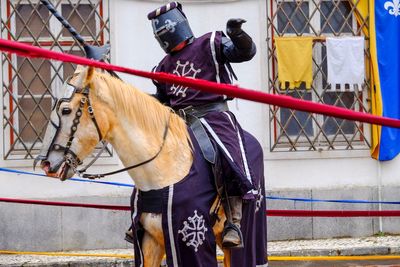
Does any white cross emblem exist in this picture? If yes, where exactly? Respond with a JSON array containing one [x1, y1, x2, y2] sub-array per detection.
[[178, 210, 208, 252], [170, 60, 201, 98]]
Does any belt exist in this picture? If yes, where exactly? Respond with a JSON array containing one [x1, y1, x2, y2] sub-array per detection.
[[177, 102, 229, 122], [177, 102, 229, 164]]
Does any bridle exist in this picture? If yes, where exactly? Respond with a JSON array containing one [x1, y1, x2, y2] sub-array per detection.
[[62, 85, 104, 176], [36, 79, 170, 180]]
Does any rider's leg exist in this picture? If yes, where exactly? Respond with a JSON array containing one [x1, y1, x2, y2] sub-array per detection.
[[222, 195, 243, 248]]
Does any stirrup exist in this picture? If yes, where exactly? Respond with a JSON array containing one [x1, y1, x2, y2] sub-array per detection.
[[124, 229, 134, 244], [222, 222, 243, 249]]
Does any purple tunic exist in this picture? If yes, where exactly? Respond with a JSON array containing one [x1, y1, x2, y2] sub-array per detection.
[[230, 131, 268, 267], [154, 31, 255, 196], [154, 31, 231, 109]]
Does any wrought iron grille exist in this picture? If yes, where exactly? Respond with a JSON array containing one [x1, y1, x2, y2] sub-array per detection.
[[1, 0, 111, 160], [267, 0, 371, 152]]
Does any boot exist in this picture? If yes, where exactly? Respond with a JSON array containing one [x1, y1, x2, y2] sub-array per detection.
[[222, 196, 243, 248]]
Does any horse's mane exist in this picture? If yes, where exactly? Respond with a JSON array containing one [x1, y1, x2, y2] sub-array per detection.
[[91, 70, 191, 147]]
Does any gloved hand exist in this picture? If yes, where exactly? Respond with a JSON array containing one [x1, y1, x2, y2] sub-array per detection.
[[226, 18, 247, 37], [223, 18, 256, 62]]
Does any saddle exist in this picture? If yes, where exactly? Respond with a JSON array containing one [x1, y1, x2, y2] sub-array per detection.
[[177, 101, 229, 164]]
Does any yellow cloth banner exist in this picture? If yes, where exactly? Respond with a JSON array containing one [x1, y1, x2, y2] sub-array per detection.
[[350, 0, 383, 159], [351, 0, 381, 159], [369, 0, 382, 159], [352, 0, 369, 37], [275, 37, 313, 89]]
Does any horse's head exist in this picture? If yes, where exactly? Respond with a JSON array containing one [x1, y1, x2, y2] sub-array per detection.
[[35, 66, 110, 180]]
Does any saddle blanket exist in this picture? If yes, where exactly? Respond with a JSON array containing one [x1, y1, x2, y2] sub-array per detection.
[[130, 130, 268, 267]]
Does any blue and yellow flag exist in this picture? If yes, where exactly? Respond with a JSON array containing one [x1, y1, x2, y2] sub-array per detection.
[[370, 0, 400, 160]]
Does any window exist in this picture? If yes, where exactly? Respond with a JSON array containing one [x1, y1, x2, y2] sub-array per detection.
[[267, 0, 370, 152], [1, 0, 111, 160]]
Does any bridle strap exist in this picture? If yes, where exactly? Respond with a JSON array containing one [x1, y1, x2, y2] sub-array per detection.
[[60, 86, 104, 173], [80, 111, 172, 180], [74, 92, 108, 174], [76, 140, 108, 174], [57, 95, 86, 176], [86, 94, 103, 141]]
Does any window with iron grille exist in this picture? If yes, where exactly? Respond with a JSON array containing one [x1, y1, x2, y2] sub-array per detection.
[[267, 0, 371, 152], [0, 0, 111, 160]]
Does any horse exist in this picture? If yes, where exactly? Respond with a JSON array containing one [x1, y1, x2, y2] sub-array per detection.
[[37, 65, 267, 267]]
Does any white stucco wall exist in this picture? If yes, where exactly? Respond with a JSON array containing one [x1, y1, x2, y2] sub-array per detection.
[[110, 0, 400, 194], [0, 0, 398, 201]]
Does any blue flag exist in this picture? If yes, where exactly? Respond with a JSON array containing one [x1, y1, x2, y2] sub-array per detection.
[[371, 0, 400, 160]]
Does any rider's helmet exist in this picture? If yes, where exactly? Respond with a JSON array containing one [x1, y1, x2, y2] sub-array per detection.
[[147, 2, 194, 54]]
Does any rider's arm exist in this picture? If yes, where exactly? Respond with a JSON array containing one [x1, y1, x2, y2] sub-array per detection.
[[222, 18, 257, 63], [151, 82, 169, 105], [150, 66, 170, 105]]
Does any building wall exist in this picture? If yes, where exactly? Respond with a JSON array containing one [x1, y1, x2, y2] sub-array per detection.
[[1, 0, 400, 251]]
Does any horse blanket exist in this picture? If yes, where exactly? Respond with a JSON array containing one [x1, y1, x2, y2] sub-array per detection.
[[130, 130, 268, 267]]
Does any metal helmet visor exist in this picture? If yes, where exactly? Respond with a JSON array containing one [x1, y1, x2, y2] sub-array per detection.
[[151, 8, 194, 53]]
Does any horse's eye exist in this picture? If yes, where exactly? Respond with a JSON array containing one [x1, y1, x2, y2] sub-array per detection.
[[61, 107, 72, 115]]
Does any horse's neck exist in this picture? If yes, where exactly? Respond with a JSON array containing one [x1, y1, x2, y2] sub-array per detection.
[[99, 82, 192, 191]]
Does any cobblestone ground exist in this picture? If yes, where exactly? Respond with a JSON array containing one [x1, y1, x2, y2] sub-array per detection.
[[1, 235, 400, 266], [268, 235, 400, 255]]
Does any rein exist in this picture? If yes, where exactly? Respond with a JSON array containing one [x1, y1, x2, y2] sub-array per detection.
[[80, 111, 171, 179], [68, 85, 171, 179]]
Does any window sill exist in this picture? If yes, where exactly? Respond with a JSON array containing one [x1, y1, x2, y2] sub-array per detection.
[[140, 0, 239, 2], [264, 149, 371, 160]]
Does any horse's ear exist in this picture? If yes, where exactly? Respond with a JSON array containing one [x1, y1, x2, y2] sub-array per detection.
[[75, 65, 85, 74]]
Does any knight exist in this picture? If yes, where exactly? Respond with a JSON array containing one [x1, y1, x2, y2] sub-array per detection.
[[149, 1, 257, 248], [127, 1, 258, 249]]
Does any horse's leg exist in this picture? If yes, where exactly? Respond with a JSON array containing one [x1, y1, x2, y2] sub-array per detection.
[[212, 197, 231, 267], [215, 234, 231, 267], [222, 249, 231, 267], [142, 231, 164, 267], [141, 213, 165, 267]]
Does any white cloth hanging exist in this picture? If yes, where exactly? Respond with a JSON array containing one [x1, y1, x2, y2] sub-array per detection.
[[326, 36, 365, 92]]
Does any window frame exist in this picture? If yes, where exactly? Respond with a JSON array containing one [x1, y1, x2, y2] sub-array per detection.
[[0, 0, 118, 166], [267, 0, 372, 158]]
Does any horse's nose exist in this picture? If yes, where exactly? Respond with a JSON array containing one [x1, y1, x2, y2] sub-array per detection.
[[33, 155, 47, 170], [41, 160, 51, 173]]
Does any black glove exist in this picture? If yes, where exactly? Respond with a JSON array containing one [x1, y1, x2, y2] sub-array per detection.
[[223, 18, 256, 62], [226, 18, 247, 37]]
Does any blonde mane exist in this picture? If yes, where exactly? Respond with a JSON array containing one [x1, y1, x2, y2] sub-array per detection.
[[90, 70, 191, 147]]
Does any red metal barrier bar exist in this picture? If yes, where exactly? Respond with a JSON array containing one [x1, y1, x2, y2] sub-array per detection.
[[3, 197, 400, 217], [0, 197, 130, 211], [267, 210, 400, 217], [1, 38, 400, 128]]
